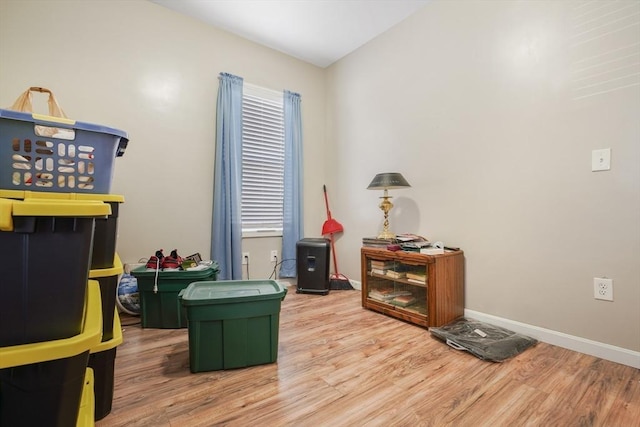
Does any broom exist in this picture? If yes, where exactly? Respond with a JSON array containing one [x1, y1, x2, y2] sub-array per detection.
[[322, 185, 354, 290]]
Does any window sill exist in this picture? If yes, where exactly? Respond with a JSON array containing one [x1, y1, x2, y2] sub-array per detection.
[[242, 229, 283, 238]]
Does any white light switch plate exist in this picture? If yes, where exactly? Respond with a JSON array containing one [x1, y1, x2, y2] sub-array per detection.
[[592, 148, 611, 171]]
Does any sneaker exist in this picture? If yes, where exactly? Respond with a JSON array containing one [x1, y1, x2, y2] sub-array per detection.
[[146, 249, 164, 269], [170, 249, 183, 263], [161, 249, 183, 270]]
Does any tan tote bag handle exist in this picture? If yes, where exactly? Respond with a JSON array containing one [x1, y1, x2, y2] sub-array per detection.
[[10, 86, 68, 118]]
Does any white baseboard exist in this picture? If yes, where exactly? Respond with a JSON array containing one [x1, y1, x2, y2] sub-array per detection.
[[464, 309, 640, 369]]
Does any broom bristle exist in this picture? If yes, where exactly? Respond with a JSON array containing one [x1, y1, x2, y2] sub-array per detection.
[[329, 275, 354, 290]]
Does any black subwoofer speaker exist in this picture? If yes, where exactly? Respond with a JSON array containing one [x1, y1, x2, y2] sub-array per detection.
[[296, 238, 330, 295]]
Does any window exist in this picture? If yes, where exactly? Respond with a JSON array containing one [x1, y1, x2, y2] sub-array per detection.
[[241, 84, 285, 235]]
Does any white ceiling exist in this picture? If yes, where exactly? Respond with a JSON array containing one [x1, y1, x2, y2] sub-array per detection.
[[149, 0, 430, 68]]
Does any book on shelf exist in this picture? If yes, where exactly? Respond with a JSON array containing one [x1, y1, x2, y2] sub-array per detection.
[[406, 271, 426, 283], [406, 271, 426, 280], [362, 237, 396, 248], [370, 260, 394, 269], [369, 289, 412, 301], [420, 247, 444, 255], [369, 287, 395, 296], [389, 295, 417, 307], [370, 261, 394, 274], [369, 294, 395, 302], [363, 234, 431, 251], [395, 233, 428, 243], [385, 270, 407, 279], [397, 234, 430, 251], [408, 278, 426, 285]]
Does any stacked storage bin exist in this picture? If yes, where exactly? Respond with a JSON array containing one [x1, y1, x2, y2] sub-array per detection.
[[87, 253, 124, 421], [88, 306, 123, 421], [0, 107, 129, 425], [132, 263, 219, 329], [180, 280, 287, 373], [0, 278, 103, 426]]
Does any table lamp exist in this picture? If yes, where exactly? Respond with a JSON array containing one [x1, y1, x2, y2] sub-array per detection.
[[367, 172, 411, 239]]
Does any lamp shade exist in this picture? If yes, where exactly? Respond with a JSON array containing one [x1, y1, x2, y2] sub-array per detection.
[[367, 173, 411, 190]]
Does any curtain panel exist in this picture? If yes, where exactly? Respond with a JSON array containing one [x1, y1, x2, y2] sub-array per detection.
[[211, 73, 244, 280], [280, 90, 304, 277]]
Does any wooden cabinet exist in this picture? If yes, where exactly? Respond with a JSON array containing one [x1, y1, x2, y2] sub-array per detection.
[[361, 247, 464, 328]]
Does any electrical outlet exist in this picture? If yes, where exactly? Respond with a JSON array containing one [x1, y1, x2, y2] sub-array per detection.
[[592, 148, 611, 171], [594, 277, 613, 301], [270, 250, 278, 262], [242, 252, 250, 265]]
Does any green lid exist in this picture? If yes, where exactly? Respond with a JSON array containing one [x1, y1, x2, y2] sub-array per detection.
[[181, 280, 286, 305], [131, 262, 219, 278]]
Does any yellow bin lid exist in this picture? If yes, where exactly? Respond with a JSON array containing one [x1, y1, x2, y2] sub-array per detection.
[[0, 197, 110, 232], [0, 280, 103, 369], [0, 189, 124, 203], [89, 253, 124, 278], [91, 310, 123, 353]]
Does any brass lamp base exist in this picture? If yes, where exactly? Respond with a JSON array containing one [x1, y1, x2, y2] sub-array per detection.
[[377, 230, 396, 239], [377, 192, 395, 240]]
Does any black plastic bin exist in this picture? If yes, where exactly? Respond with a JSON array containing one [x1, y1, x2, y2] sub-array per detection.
[[88, 309, 122, 421], [0, 196, 110, 347], [0, 281, 103, 427], [89, 195, 124, 269], [0, 190, 124, 270], [89, 254, 124, 342], [0, 351, 90, 427]]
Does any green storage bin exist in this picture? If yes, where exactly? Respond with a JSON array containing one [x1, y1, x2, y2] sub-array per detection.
[[180, 280, 287, 373], [131, 263, 218, 329]]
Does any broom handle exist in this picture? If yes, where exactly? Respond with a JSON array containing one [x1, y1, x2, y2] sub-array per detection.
[[323, 185, 332, 219], [329, 233, 340, 275], [324, 185, 341, 275]]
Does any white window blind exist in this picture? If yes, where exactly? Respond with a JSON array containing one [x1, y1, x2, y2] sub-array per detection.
[[241, 84, 285, 233]]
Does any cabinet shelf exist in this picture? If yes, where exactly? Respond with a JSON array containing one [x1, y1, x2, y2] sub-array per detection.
[[361, 247, 464, 328], [368, 271, 427, 288]]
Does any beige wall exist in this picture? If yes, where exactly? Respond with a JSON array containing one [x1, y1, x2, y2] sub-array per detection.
[[1, 0, 638, 354], [326, 0, 640, 352], [0, 0, 327, 277]]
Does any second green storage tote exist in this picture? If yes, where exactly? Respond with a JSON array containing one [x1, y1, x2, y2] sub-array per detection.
[[180, 280, 287, 373]]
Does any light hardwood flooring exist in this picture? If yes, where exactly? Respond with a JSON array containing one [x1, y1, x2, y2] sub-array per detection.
[[97, 285, 640, 427]]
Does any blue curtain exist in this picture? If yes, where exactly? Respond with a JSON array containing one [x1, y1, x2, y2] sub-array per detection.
[[279, 90, 304, 277], [211, 73, 243, 280]]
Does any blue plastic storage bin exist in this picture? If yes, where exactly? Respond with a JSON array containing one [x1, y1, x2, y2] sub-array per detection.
[[0, 108, 128, 194]]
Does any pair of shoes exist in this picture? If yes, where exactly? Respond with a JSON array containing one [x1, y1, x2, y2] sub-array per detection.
[[146, 249, 165, 269], [161, 249, 183, 270], [145, 249, 184, 270]]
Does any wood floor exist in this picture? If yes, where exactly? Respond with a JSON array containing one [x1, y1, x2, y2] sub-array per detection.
[[97, 285, 640, 427]]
